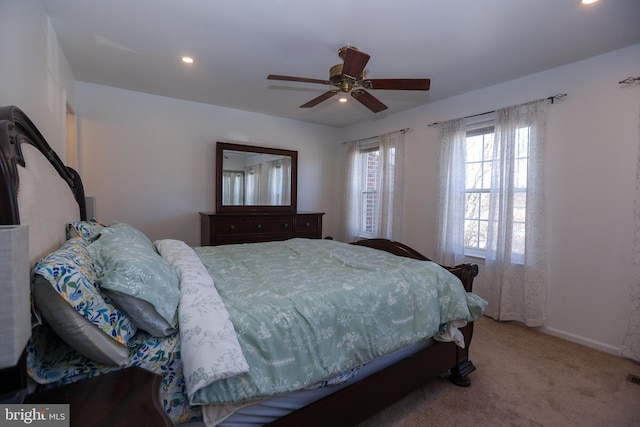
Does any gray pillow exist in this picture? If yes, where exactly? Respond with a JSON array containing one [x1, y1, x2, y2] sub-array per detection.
[[103, 289, 177, 336], [32, 276, 128, 366]]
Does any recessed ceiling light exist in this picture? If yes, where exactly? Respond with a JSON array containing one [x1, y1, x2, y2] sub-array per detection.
[[581, 0, 598, 4], [182, 56, 194, 64]]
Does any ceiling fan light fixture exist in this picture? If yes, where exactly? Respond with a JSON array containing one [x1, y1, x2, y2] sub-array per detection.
[[339, 97, 348, 103], [181, 56, 194, 64], [339, 80, 354, 93]]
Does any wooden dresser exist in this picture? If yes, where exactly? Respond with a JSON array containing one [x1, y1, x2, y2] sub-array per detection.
[[200, 211, 324, 246]]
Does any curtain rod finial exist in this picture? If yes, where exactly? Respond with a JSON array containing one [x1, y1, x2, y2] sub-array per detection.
[[619, 76, 640, 85], [548, 93, 567, 104]]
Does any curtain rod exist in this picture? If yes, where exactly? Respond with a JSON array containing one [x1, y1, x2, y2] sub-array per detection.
[[342, 127, 411, 145], [427, 93, 567, 127]]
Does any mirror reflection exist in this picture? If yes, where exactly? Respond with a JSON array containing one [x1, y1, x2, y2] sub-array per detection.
[[222, 150, 292, 206]]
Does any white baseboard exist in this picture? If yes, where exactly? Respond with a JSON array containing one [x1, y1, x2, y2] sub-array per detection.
[[541, 326, 621, 356]]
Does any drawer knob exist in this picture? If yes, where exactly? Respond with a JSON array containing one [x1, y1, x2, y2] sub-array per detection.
[[306, 222, 311, 227], [283, 223, 289, 228], [229, 225, 235, 230], [256, 224, 262, 229]]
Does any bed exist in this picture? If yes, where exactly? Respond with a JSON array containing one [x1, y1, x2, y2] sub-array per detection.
[[0, 105, 485, 426]]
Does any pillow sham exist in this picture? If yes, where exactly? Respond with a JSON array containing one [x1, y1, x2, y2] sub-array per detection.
[[66, 218, 105, 241], [98, 220, 154, 249], [32, 237, 137, 365], [32, 276, 128, 366], [102, 289, 177, 337], [88, 227, 180, 336]]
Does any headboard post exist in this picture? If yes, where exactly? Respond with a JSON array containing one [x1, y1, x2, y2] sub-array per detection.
[[0, 105, 87, 226]]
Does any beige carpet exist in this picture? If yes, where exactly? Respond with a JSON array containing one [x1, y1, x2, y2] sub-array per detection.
[[358, 317, 640, 427]]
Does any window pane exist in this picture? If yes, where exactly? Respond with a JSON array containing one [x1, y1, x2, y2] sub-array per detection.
[[514, 158, 528, 188], [483, 133, 495, 161], [516, 127, 529, 158], [361, 192, 377, 234], [479, 193, 490, 220], [512, 222, 525, 255], [364, 151, 379, 191], [464, 220, 479, 248], [465, 192, 480, 219], [481, 160, 492, 189], [466, 136, 483, 162], [478, 220, 488, 250], [513, 192, 526, 223], [466, 163, 482, 189]]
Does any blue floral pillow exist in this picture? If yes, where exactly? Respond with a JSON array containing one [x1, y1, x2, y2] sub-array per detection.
[[66, 218, 106, 240], [33, 237, 137, 347]]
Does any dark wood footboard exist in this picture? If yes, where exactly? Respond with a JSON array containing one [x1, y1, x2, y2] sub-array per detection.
[[351, 238, 479, 291], [268, 238, 479, 427]]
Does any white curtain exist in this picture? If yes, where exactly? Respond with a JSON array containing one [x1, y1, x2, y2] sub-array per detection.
[[483, 100, 549, 327], [268, 157, 291, 205], [623, 107, 640, 362], [222, 171, 243, 205], [343, 140, 363, 242], [378, 131, 405, 240], [435, 119, 467, 266], [342, 131, 405, 242], [245, 164, 261, 205]]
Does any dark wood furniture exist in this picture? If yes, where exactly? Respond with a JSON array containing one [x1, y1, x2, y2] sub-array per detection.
[[25, 367, 173, 427], [200, 211, 324, 245]]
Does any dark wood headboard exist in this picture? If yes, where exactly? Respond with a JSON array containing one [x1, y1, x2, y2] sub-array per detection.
[[0, 105, 86, 226], [0, 105, 87, 400]]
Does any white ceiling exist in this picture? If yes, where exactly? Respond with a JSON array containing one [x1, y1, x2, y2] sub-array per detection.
[[43, 0, 640, 128]]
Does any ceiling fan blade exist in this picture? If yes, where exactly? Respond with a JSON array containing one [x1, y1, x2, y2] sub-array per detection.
[[267, 74, 330, 85], [300, 90, 339, 108], [351, 89, 388, 113], [342, 47, 370, 80], [364, 78, 431, 91]]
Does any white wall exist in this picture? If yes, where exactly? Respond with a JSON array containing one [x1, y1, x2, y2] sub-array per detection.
[[75, 83, 341, 246], [341, 44, 640, 355], [0, 0, 75, 157]]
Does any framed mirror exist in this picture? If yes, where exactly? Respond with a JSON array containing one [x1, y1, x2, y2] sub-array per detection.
[[216, 142, 298, 213]]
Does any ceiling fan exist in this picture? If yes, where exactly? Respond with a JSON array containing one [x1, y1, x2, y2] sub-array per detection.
[[267, 46, 431, 113]]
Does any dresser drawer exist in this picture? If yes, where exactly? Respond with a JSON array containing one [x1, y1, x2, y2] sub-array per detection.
[[248, 217, 294, 234], [214, 218, 248, 235], [295, 215, 321, 233], [200, 212, 323, 246]]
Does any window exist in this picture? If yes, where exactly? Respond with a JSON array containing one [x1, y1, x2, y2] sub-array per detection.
[[464, 124, 530, 260], [344, 131, 404, 242], [464, 126, 494, 256], [360, 146, 381, 237], [437, 99, 548, 324]]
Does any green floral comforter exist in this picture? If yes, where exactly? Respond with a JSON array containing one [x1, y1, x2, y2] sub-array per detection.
[[27, 237, 485, 424], [186, 238, 486, 404]]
